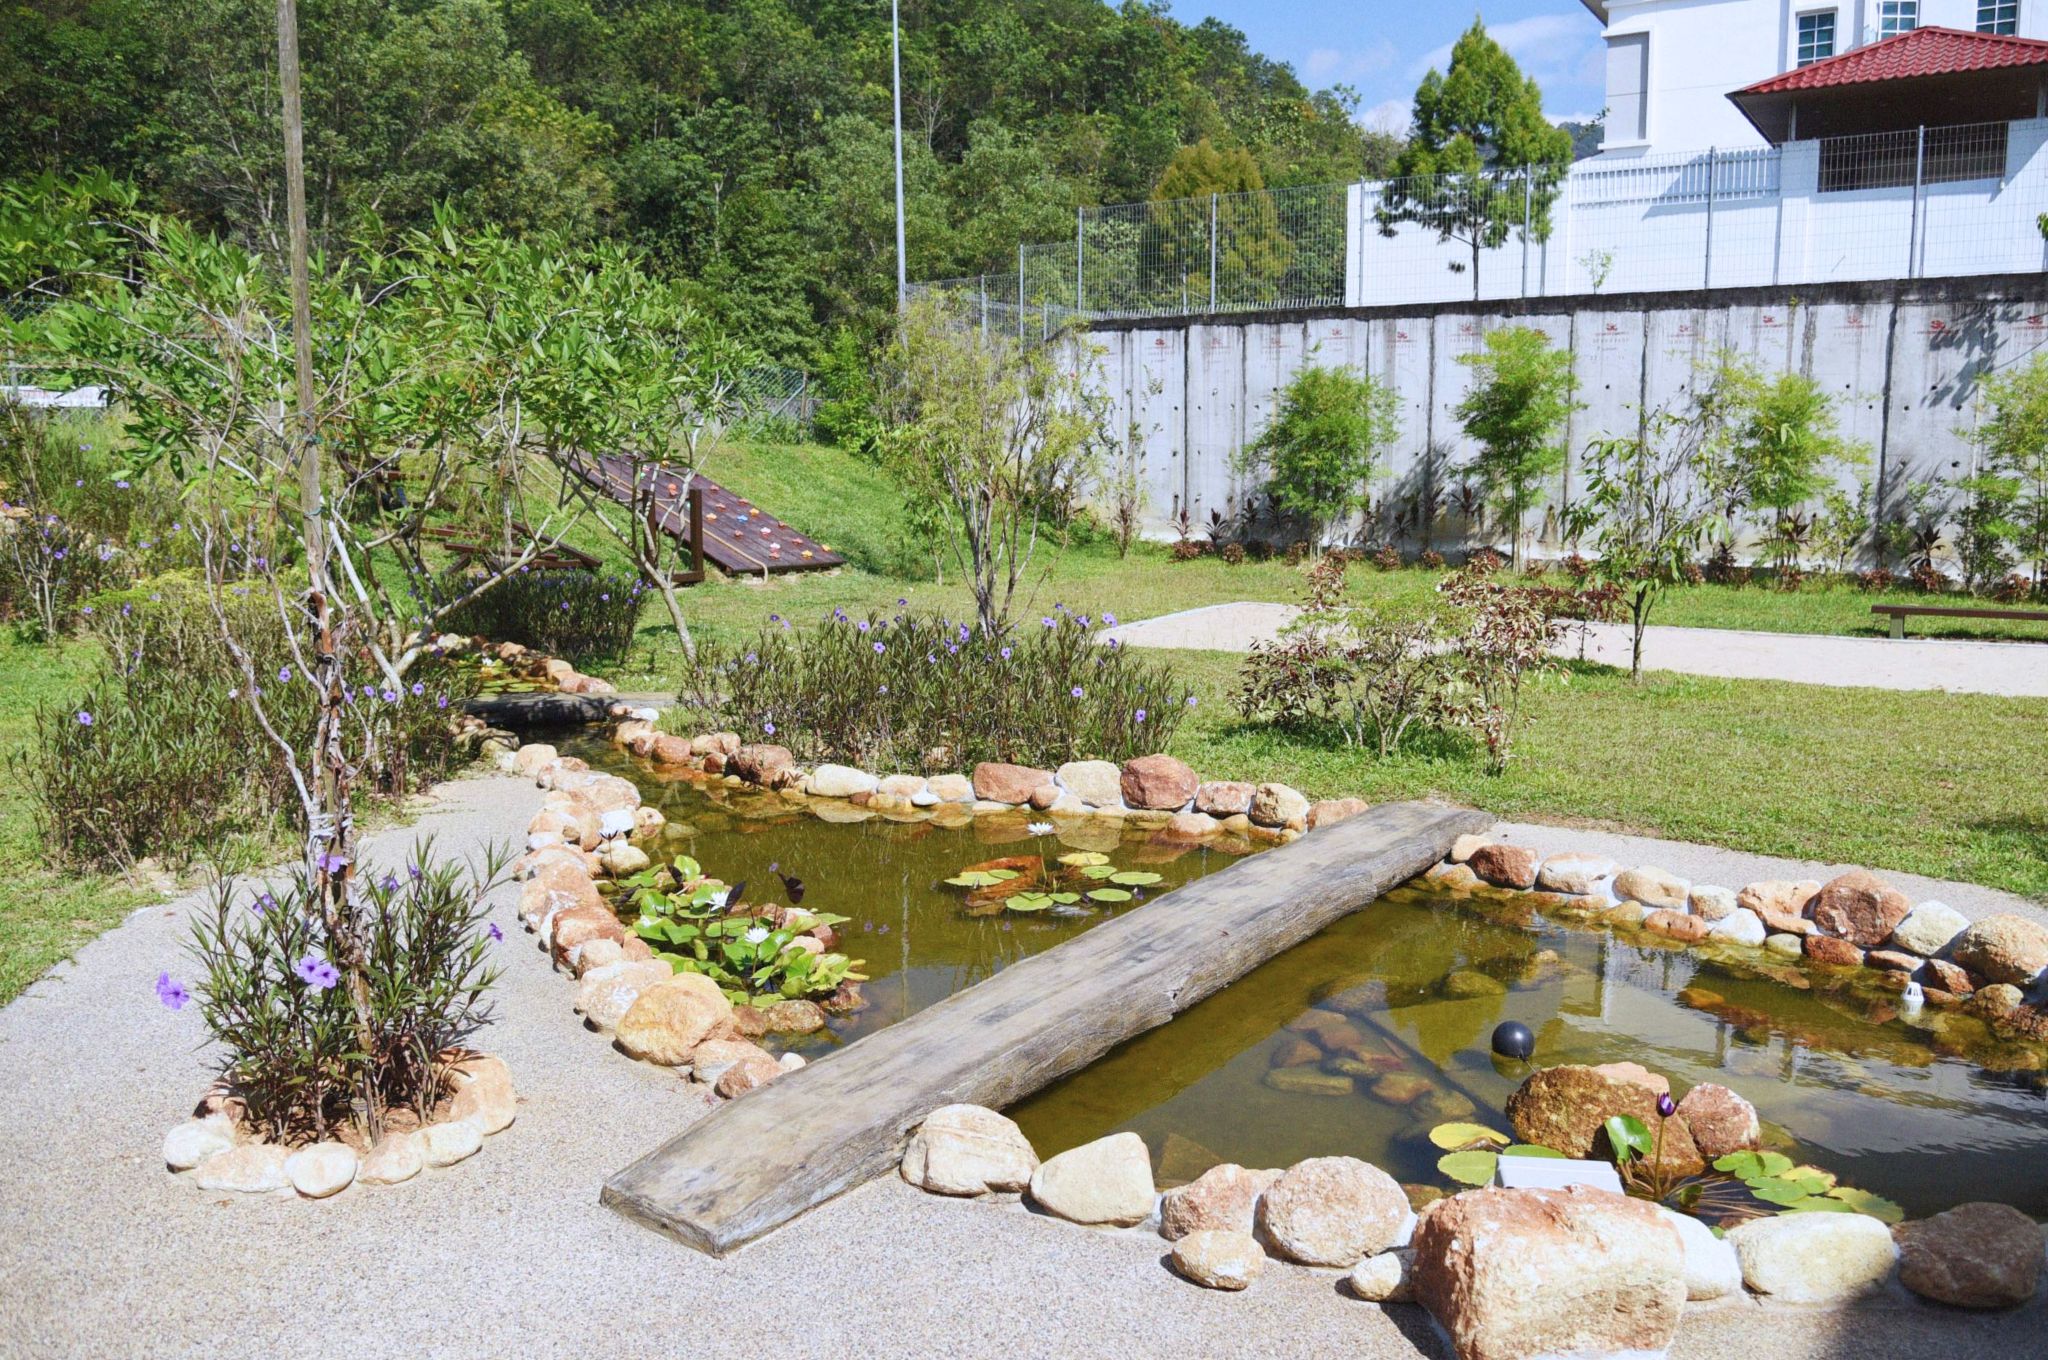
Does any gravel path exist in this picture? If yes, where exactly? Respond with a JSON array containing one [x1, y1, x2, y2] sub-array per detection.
[[1104, 602, 2048, 697], [1, 772, 2043, 1358]]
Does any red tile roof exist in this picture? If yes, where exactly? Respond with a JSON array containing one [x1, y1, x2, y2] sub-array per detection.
[[1735, 26, 2048, 95]]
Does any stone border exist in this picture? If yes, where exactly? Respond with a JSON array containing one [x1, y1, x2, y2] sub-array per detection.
[[161, 1052, 517, 1199]]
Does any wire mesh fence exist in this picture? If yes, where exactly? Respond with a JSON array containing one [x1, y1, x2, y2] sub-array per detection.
[[915, 119, 2046, 323]]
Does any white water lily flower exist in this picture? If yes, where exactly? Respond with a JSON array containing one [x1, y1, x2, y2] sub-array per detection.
[[743, 926, 770, 945], [599, 808, 638, 839], [1027, 822, 1054, 836]]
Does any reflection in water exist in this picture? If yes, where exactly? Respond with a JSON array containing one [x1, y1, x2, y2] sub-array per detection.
[[576, 737, 2048, 1221]]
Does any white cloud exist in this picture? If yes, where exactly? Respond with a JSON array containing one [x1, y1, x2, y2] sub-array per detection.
[[1306, 38, 1399, 83], [1306, 47, 1344, 80], [1547, 110, 1605, 126], [1360, 98, 1414, 135], [1409, 12, 1605, 109]]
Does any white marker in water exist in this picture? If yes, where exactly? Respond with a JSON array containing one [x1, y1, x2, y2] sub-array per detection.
[[1899, 980, 1925, 1017]]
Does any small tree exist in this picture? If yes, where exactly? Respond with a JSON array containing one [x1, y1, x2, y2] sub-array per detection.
[[1235, 364, 1399, 547], [1456, 325, 1579, 569], [1377, 20, 1573, 299], [1973, 357, 2048, 587], [1950, 471, 2019, 594], [1731, 369, 1866, 575], [879, 297, 1107, 635], [1568, 403, 1728, 682]]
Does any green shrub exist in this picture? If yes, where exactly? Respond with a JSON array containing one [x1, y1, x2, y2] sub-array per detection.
[[1236, 364, 1398, 545], [184, 841, 503, 1140], [436, 567, 643, 661], [21, 578, 475, 869], [670, 605, 1194, 769]]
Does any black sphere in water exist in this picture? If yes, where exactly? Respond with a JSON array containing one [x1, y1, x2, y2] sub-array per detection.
[[1492, 1020, 1535, 1061]]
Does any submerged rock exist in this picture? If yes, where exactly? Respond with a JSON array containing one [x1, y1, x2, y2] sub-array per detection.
[[1170, 1230, 1266, 1290], [1894, 1201, 2043, 1309]]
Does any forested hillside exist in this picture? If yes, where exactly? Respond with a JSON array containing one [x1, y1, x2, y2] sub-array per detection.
[[1, 0, 1397, 359]]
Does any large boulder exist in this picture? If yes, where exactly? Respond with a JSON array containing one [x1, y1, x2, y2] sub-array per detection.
[[1307, 797, 1370, 829], [730, 743, 795, 785], [1054, 760, 1122, 808], [1119, 754, 1197, 810], [1248, 783, 1310, 830], [1889, 900, 1970, 958], [614, 973, 734, 1065], [1613, 866, 1687, 911], [1254, 1156, 1409, 1267], [1468, 843, 1539, 890], [972, 761, 1053, 805], [805, 763, 879, 799], [899, 1105, 1039, 1197], [1673, 1083, 1759, 1159], [1537, 853, 1613, 896], [1737, 879, 1820, 935], [358, 1133, 423, 1185], [1410, 1186, 1685, 1360], [1505, 1065, 1704, 1176], [1027, 1132, 1154, 1226], [1170, 1230, 1266, 1291], [1193, 780, 1255, 817], [1894, 1201, 2043, 1309], [1951, 914, 2048, 988], [1726, 1212, 1897, 1302], [284, 1141, 358, 1199], [1809, 869, 1912, 948], [1159, 1163, 1281, 1240]]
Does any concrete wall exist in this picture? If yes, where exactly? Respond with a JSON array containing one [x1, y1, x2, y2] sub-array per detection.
[[1084, 273, 2048, 557]]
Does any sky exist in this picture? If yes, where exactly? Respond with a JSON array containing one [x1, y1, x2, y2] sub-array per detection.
[[1172, 1, 1608, 130]]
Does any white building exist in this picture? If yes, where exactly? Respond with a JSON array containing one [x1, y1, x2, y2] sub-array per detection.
[[1582, 0, 2048, 155]]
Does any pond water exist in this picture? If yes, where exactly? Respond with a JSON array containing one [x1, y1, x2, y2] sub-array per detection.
[[576, 736, 2048, 1221]]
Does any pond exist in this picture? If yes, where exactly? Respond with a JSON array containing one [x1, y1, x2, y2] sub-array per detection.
[[576, 735, 2048, 1222]]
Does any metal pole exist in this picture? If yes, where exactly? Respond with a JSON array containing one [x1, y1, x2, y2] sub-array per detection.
[[1702, 148, 1718, 289], [1208, 192, 1218, 311], [979, 276, 988, 339], [1518, 173, 1534, 297], [1908, 125, 1926, 279], [1075, 206, 1085, 316], [891, 0, 907, 312], [1017, 244, 1025, 341]]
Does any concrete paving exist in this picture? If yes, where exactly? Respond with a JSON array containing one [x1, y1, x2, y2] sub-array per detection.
[[1, 772, 2044, 1359], [1104, 602, 2048, 697]]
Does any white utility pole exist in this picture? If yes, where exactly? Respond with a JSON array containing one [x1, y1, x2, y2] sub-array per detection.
[[892, 0, 908, 311]]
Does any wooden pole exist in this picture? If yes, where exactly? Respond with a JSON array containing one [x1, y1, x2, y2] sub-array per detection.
[[602, 801, 1490, 1255]]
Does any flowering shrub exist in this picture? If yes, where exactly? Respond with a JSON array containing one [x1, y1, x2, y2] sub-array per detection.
[[436, 567, 643, 661], [181, 840, 504, 1140], [672, 605, 1194, 769], [22, 580, 475, 869]]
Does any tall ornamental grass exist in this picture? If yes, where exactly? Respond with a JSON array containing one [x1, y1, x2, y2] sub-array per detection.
[[671, 605, 1195, 770]]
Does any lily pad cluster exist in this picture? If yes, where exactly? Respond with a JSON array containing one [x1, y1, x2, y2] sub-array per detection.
[[1429, 1122, 1564, 1186], [620, 851, 865, 1008], [1701, 1150, 1903, 1222], [942, 851, 1162, 914]]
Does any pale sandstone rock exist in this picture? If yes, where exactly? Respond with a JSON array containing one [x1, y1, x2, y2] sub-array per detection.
[[900, 1104, 1039, 1196], [1193, 780, 1255, 817], [1347, 1248, 1415, 1303], [417, 1119, 484, 1168], [163, 1116, 235, 1170], [1449, 834, 1491, 864], [1055, 760, 1123, 808], [359, 1134, 423, 1185], [1536, 853, 1613, 895], [285, 1141, 358, 1198], [805, 763, 879, 799], [1248, 782, 1309, 830], [1255, 1156, 1408, 1267], [1889, 900, 1970, 957], [1614, 866, 1688, 910], [1170, 1230, 1266, 1291], [1952, 913, 2048, 987], [1707, 908, 1767, 947], [1659, 1205, 1743, 1300], [1159, 1163, 1281, 1240], [1028, 1132, 1155, 1226], [614, 974, 735, 1065], [193, 1143, 291, 1193], [1688, 884, 1738, 921], [1727, 1211, 1898, 1301]]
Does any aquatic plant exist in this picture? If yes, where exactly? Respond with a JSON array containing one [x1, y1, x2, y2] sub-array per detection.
[[941, 850, 1165, 914], [623, 852, 862, 1007]]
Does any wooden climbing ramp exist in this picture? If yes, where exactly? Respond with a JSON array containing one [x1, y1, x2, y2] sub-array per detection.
[[565, 453, 845, 576], [602, 800, 1491, 1256]]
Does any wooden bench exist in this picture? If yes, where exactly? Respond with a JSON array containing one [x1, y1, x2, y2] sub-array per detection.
[[1871, 603, 2048, 639]]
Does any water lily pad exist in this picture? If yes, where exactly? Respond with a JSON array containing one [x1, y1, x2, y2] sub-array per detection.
[[1057, 852, 1110, 867], [1429, 1122, 1510, 1150], [1109, 871, 1163, 886], [1504, 1144, 1567, 1158], [1005, 893, 1056, 912], [945, 868, 1021, 888], [1746, 1176, 1813, 1207], [1438, 1149, 1499, 1186], [1713, 1150, 1792, 1180], [1077, 864, 1120, 880], [1826, 1187, 1904, 1223], [1603, 1113, 1652, 1162], [1782, 1194, 1857, 1213], [1086, 888, 1134, 903]]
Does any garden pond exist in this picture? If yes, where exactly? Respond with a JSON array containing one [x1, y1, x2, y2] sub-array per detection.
[[573, 736, 2048, 1222]]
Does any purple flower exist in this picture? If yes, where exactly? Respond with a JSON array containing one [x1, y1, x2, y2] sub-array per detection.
[[410, 682, 424, 696], [1185, 695, 1198, 708], [856, 619, 870, 633], [1103, 612, 1118, 626], [762, 720, 776, 735], [277, 666, 292, 683], [877, 684, 889, 695], [76, 710, 93, 726], [999, 646, 1012, 660], [487, 922, 504, 942], [1656, 1093, 1677, 1119], [873, 641, 885, 654], [408, 864, 423, 880], [768, 613, 782, 624], [436, 695, 448, 709], [926, 653, 937, 664], [293, 954, 340, 989], [1135, 708, 1147, 723], [380, 688, 398, 703], [155, 971, 190, 1010], [1042, 616, 1055, 628], [1070, 686, 1084, 698], [253, 892, 275, 914], [380, 873, 399, 892], [896, 597, 908, 606], [315, 848, 349, 876]]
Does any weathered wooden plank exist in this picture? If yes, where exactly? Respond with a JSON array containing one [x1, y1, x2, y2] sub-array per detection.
[[601, 800, 1490, 1255]]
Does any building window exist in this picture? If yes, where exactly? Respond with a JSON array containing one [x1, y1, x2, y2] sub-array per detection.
[[1878, 0, 1918, 36], [1978, 0, 2018, 33], [1797, 11, 1837, 64]]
